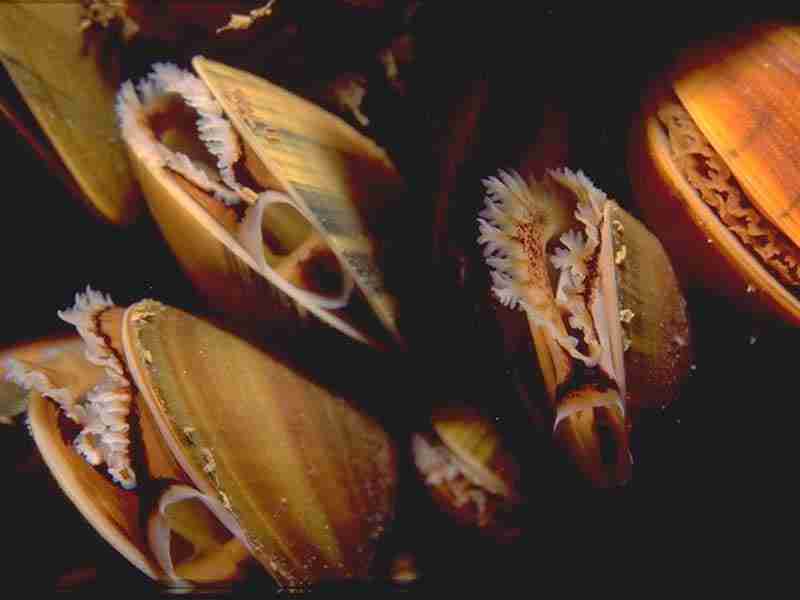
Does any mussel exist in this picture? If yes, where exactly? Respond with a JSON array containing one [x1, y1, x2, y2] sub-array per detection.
[[477, 168, 692, 486], [0, 2, 412, 226], [631, 22, 800, 325], [5, 288, 397, 588], [411, 406, 522, 540], [117, 59, 406, 346], [411, 407, 524, 542], [0, 3, 138, 224]]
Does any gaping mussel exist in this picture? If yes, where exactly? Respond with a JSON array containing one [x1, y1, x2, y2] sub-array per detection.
[[116, 58, 406, 347], [474, 168, 692, 487], [631, 22, 800, 326], [5, 288, 397, 588]]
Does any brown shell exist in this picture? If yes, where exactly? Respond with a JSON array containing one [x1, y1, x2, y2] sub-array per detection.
[[121, 300, 397, 587], [630, 23, 800, 325], [0, 3, 139, 224]]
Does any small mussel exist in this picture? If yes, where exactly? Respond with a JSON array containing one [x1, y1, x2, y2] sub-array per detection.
[[477, 169, 692, 486], [631, 22, 800, 325], [411, 406, 522, 540], [4, 288, 397, 588]]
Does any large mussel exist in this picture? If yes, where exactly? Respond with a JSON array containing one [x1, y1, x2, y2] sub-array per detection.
[[5, 288, 397, 588], [631, 22, 800, 325]]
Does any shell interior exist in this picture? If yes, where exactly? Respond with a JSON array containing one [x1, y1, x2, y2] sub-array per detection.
[[27, 392, 161, 580], [673, 24, 800, 250], [639, 80, 800, 324], [28, 389, 253, 586]]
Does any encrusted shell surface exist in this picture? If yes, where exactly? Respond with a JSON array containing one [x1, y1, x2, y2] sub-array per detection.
[[605, 203, 692, 412]]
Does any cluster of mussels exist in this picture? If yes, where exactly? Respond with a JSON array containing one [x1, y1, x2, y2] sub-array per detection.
[[0, 3, 797, 590]]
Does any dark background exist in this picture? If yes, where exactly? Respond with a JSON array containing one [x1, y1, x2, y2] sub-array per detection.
[[0, 3, 794, 595]]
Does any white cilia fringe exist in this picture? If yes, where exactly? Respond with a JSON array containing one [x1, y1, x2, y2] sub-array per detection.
[[6, 287, 138, 489], [116, 62, 246, 206], [56, 287, 136, 489], [4, 359, 83, 424], [477, 168, 608, 367], [411, 434, 493, 526]]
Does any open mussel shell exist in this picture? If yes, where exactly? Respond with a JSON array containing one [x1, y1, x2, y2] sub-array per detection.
[[27, 392, 166, 581], [0, 3, 139, 225], [476, 169, 691, 487], [411, 406, 522, 540], [28, 386, 254, 586], [630, 22, 800, 325], [9, 294, 397, 588], [118, 57, 405, 347], [11, 316, 253, 586]]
